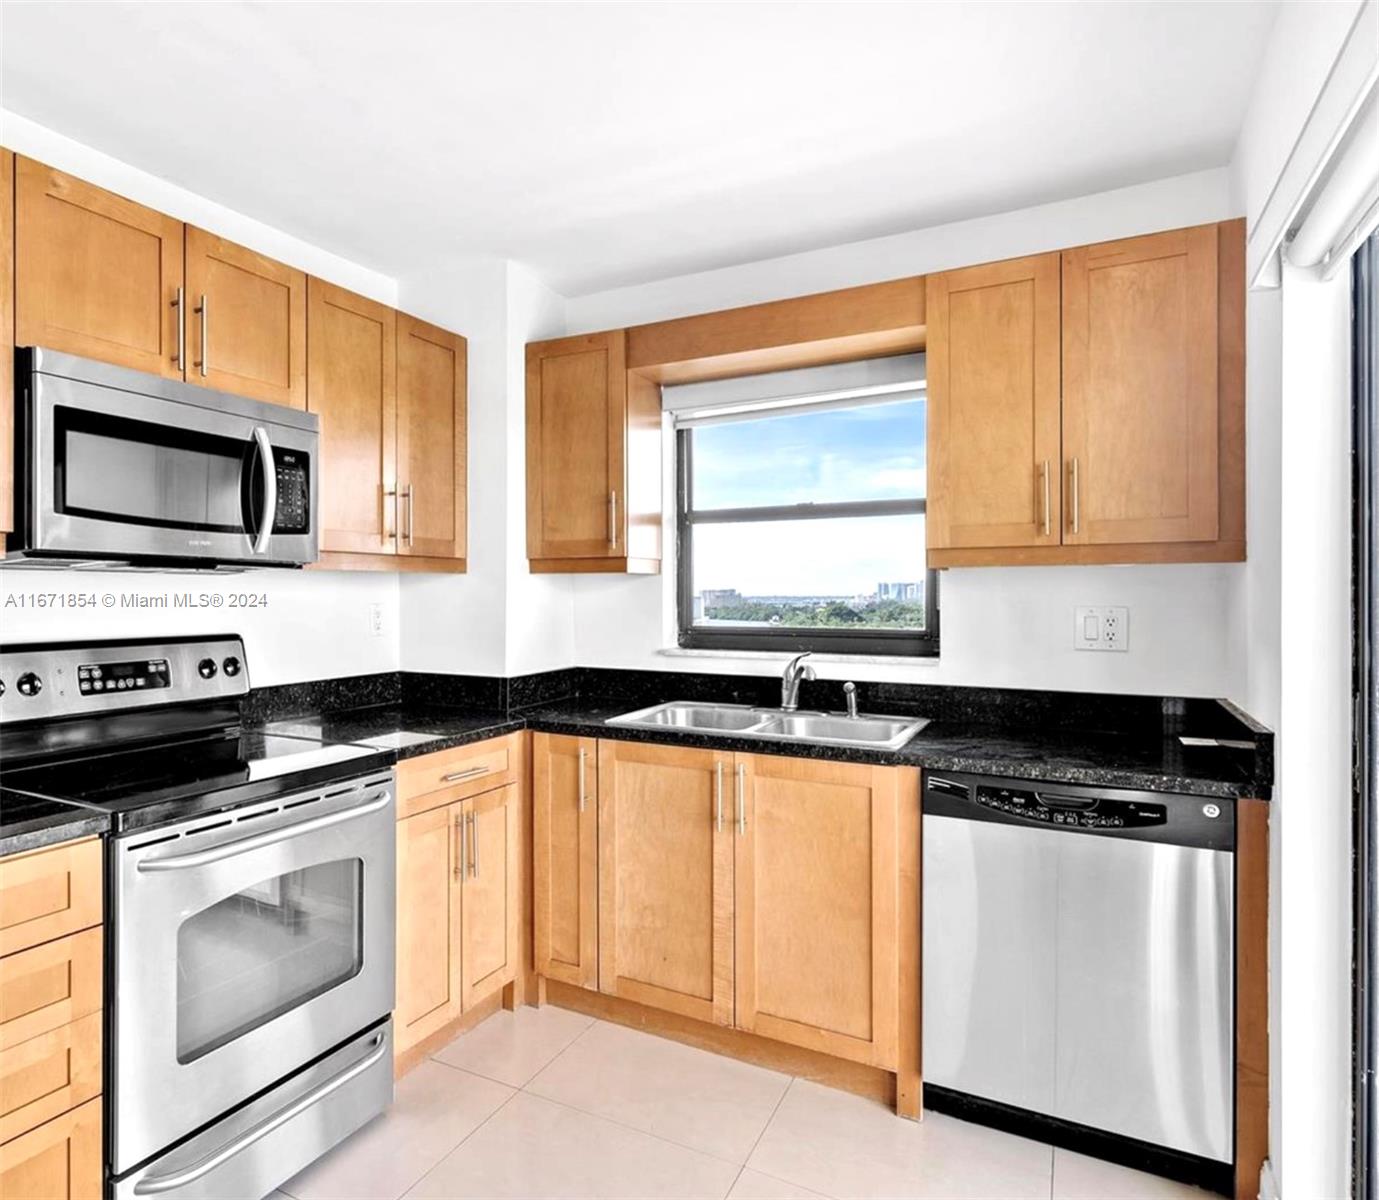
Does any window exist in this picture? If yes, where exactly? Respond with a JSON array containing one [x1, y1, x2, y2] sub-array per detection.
[[674, 360, 936, 656]]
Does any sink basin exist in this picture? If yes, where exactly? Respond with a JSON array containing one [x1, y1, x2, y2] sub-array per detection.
[[606, 701, 928, 750]]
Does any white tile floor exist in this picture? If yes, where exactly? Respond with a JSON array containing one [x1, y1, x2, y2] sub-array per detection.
[[278, 1006, 1220, 1200]]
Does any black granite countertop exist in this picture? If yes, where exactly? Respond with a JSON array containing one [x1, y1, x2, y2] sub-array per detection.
[[0, 790, 110, 857], [256, 705, 524, 759]]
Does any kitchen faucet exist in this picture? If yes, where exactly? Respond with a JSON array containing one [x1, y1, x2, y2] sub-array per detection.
[[780, 652, 816, 711]]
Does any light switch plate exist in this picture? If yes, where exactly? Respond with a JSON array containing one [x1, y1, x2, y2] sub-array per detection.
[[368, 603, 385, 637], [1074, 605, 1128, 652]]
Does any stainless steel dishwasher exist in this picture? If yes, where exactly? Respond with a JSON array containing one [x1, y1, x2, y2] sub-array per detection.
[[922, 771, 1234, 1167]]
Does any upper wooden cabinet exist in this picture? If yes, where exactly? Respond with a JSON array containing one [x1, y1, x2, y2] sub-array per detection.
[[927, 219, 1244, 567], [525, 330, 661, 573], [927, 253, 1062, 552], [2, 148, 13, 544], [397, 313, 467, 562], [532, 733, 599, 989], [183, 226, 307, 409], [16, 157, 183, 380], [307, 278, 398, 556], [597, 741, 734, 1027]]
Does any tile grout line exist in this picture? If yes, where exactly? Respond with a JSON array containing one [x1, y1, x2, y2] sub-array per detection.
[[514, 1014, 603, 1091], [725, 1075, 803, 1199], [397, 1085, 524, 1200], [425, 1007, 597, 1089]]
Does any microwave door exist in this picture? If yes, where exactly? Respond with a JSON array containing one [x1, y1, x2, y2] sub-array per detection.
[[242, 427, 280, 556]]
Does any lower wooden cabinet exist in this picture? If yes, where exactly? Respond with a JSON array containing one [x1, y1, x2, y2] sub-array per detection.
[[534, 737, 904, 1071], [532, 734, 599, 989], [395, 781, 520, 1054], [0, 1097, 102, 1200]]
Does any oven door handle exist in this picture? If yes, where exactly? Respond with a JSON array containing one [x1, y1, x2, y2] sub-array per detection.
[[136, 791, 391, 873], [250, 426, 278, 555], [131, 1029, 388, 1194]]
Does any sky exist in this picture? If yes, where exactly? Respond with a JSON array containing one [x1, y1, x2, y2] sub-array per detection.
[[690, 397, 927, 597]]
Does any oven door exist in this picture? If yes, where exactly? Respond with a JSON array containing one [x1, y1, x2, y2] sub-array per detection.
[[111, 773, 395, 1175], [24, 360, 317, 565]]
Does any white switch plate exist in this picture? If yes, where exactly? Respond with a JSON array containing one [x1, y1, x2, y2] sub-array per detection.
[[1074, 605, 1128, 652], [368, 603, 385, 637]]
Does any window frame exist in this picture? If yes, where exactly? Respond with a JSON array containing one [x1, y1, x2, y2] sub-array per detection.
[[675, 424, 939, 657]]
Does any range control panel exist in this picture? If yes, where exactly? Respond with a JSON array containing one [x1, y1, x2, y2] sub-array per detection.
[[974, 784, 1167, 830], [0, 637, 248, 724]]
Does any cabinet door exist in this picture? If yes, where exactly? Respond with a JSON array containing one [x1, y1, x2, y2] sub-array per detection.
[[0, 1097, 102, 1200], [532, 733, 599, 988], [2, 148, 13, 540], [460, 785, 519, 1010], [597, 742, 734, 1026], [15, 157, 184, 380], [926, 253, 1062, 552], [1062, 224, 1219, 545], [307, 278, 398, 554], [184, 226, 306, 409], [735, 755, 899, 1068], [525, 331, 626, 560], [397, 313, 467, 561], [395, 802, 463, 1052]]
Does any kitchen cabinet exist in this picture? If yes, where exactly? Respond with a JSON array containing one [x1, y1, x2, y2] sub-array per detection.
[[307, 277, 398, 556], [927, 252, 1062, 552], [532, 733, 599, 988], [397, 313, 467, 562], [2, 148, 13, 545], [15, 157, 183, 380], [525, 330, 662, 574], [596, 741, 734, 1026], [395, 771, 521, 1055], [183, 226, 307, 409], [927, 219, 1244, 567], [0, 1097, 102, 1200], [734, 755, 899, 1069]]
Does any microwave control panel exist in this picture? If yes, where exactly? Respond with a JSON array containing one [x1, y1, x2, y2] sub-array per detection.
[[273, 450, 310, 535]]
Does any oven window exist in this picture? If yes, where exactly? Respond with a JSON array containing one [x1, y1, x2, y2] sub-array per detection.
[[56, 406, 249, 533], [176, 859, 364, 1063]]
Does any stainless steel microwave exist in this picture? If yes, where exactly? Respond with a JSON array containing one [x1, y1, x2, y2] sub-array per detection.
[[9, 347, 319, 568]]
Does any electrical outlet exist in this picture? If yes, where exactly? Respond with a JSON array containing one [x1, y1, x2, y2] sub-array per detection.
[[1074, 605, 1128, 652], [368, 603, 385, 638]]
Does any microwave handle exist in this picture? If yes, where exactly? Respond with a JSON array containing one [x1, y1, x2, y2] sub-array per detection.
[[251, 426, 278, 555]]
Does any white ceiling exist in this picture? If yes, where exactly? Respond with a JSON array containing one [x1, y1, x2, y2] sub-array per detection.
[[1, 1, 1278, 297]]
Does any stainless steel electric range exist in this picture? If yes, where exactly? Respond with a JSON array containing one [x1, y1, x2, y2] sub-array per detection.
[[0, 635, 396, 1200]]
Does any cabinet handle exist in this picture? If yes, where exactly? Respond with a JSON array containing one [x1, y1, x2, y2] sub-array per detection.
[[404, 484, 415, 545], [578, 747, 587, 813], [1069, 457, 1080, 535], [469, 811, 478, 878], [442, 765, 489, 783], [384, 489, 397, 540], [172, 287, 185, 372], [455, 811, 465, 881], [715, 762, 724, 832], [1040, 460, 1051, 537], [608, 491, 618, 547], [194, 294, 208, 377], [736, 764, 746, 835]]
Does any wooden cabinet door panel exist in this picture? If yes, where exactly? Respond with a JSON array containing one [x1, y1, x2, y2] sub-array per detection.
[[0, 1010, 102, 1145], [0, 1096, 102, 1200], [1062, 224, 1219, 545], [395, 802, 463, 1051], [0, 839, 102, 959], [525, 331, 626, 559], [460, 785, 519, 1009], [532, 734, 598, 988], [734, 755, 898, 1069], [397, 313, 467, 560], [597, 742, 733, 1026], [307, 278, 397, 554], [16, 157, 183, 379], [2, 148, 13, 539], [927, 253, 1062, 551], [0, 928, 103, 1052], [184, 227, 306, 409]]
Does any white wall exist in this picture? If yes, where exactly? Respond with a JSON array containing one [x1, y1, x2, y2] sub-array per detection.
[[0, 113, 406, 685], [566, 168, 1247, 698]]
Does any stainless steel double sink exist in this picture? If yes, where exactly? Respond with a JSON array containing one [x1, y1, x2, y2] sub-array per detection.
[[606, 700, 928, 750]]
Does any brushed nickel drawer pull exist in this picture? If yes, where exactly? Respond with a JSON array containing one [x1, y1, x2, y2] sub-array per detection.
[[172, 287, 185, 372], [455, 811, 465, 880], [736, 764, 746, 835], [608, 491, 618, 547], [442, 765, 491, 783], [194, 294, 208, 377], [1041, 459, 1051, 537], [715, 762, 724, 832], [1070, 457, 1081, 535], [578, 748, 587, 813], [468, 811, 478, 877]]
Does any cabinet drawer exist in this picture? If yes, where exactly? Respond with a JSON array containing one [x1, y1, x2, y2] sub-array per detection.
[[0, 929, 103, 1051], [0, 1011, 101, 1145], [0, 1096, 102, 1200], [397, 735, 518, 816], [0, 841, 102, 959]]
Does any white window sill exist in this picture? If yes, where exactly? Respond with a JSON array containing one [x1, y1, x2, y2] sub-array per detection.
[[656, 646, 941, 667]]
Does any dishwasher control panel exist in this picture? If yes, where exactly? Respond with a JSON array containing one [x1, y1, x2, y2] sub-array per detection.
[[974, 784, 1167, 829]]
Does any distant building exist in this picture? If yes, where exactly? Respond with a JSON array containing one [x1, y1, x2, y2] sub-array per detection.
[[701, 588, 742, 609], [876, 581, 924, 602]]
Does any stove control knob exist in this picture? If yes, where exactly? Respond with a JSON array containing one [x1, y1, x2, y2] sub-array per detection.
[[16, 672, 42, 697], [197, 658, 218, 680], [222, 656, 241, 678]]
